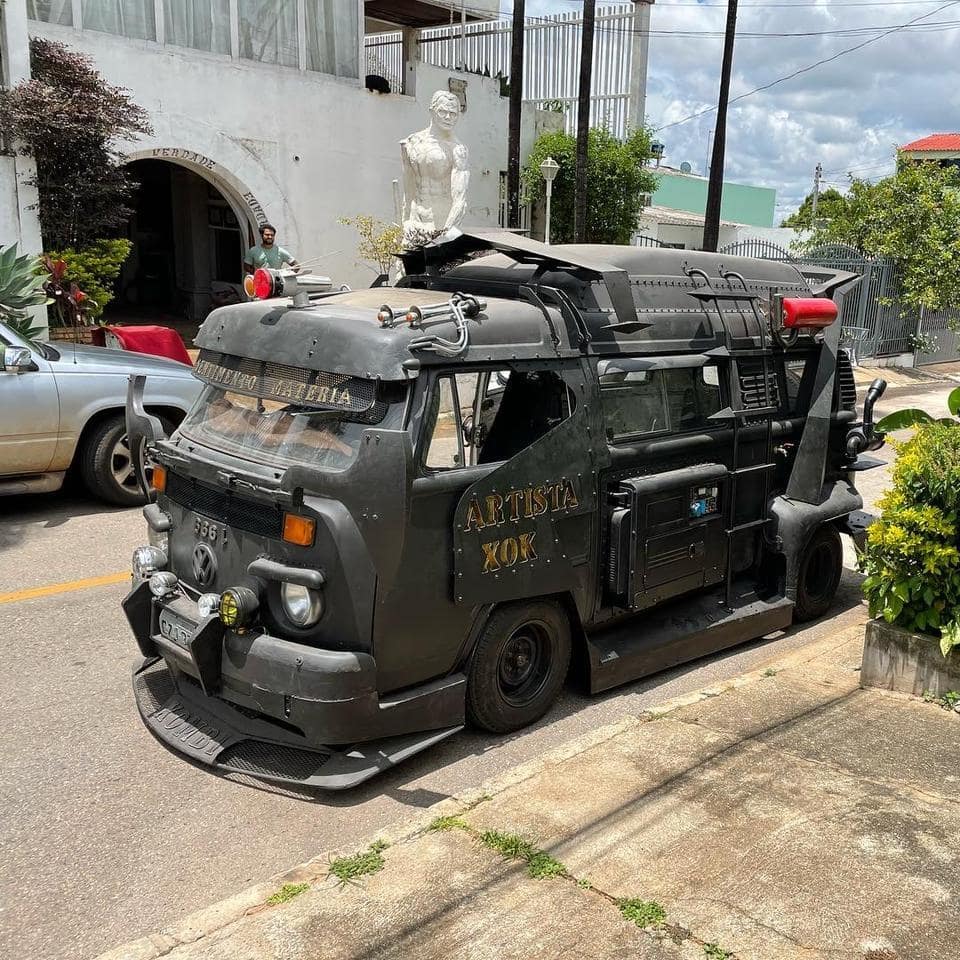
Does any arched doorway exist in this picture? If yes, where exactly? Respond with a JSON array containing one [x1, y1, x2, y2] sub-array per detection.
[[110, 157, 260, 327]]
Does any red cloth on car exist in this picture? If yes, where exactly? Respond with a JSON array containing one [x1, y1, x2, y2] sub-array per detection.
[[105, 325, 192, 366]]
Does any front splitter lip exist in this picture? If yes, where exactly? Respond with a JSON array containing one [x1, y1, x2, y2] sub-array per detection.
[[133, 658, 462, 791]]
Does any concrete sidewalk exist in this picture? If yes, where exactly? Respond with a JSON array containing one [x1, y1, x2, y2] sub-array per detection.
[[98, 625, 960, 960]]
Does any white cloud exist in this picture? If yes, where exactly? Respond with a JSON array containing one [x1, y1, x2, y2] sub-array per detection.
[[503, 0, 960, 218]]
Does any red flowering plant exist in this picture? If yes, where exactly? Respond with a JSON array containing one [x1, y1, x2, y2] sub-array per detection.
[[41, 255, 94, 327]]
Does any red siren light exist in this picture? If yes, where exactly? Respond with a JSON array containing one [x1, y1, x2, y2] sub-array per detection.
[[781, 297, 838, 329], [252, 268, 275, 300]]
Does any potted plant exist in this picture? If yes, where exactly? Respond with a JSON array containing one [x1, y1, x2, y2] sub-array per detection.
[[860, 409, 960, 694]]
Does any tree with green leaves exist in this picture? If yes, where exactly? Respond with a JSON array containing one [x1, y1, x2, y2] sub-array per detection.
[[780, 187, 846, 228], [522, 127, 657, 245], [0, 38, 151, 250], [801, 163, 960, 313]]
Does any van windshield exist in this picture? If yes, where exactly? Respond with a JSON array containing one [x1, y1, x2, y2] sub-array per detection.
[[179, 385, 406, 472]]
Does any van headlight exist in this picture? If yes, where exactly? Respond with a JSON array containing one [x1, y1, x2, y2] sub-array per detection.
[[280, 582, 324, 628], [132, 545, 167, 580]]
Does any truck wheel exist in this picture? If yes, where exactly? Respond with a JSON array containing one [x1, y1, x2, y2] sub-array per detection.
[[793, 524, 843, 623], [466, 600, 572, 734], [78, 413, 169, 507]]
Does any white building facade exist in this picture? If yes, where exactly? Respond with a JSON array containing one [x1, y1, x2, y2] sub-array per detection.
[[3, 0, 553, 323]]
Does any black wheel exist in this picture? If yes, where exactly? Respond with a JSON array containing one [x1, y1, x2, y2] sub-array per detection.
[[466, 600, 572, 734], [78, 413, 170, 507], [793, 524, 843, 622]]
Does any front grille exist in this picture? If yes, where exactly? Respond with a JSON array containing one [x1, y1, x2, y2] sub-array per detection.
[[837, 349, 857, 410], [165, 473, 283, 539], [218, 740, 332, 782], [134, 662, 175, 714], [738, 358, 780, 409]]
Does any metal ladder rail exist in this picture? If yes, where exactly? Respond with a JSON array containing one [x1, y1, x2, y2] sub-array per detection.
[[685, 267, 778, 604]]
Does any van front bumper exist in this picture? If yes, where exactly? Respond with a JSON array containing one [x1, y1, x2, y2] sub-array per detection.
[[123, 579, 465, 790]]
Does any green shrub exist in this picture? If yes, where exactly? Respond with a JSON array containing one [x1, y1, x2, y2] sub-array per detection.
[[44, 238, 131, 322], [861, 423, 960, 654], [0, 243, 47, 339]]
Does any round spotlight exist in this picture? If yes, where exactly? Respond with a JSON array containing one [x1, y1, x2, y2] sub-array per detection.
[[219, 587, 259, 628], [197, 593, 222, 618], [149, 571, 179, 598], [132, 545, 167, 580]]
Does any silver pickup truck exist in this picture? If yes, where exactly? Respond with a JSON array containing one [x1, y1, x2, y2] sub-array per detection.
[[0, 321, 202, 505]]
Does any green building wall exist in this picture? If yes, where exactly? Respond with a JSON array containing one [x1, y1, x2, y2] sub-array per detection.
[[652, 170, 776, 228]]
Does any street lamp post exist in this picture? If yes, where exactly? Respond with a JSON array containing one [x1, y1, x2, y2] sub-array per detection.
[[540, 155, 560, 245]]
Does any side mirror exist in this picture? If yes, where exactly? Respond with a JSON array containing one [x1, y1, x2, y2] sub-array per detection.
[[2, 346, 36, 373], [126, 375, 169, 498]]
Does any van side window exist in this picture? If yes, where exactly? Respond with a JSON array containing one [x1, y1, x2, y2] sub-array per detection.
[[424, 374, 474, 469], [599, 364, 722, 442], [422, 369, 574, 470]]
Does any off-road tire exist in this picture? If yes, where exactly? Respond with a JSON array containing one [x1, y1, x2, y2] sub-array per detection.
[[78, 412, 169, 507], [466, 599, 572, 734], [793, 523, 843, 623]]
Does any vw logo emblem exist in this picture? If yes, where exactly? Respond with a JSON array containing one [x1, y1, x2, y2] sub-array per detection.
[[192, 543, 217, 586]]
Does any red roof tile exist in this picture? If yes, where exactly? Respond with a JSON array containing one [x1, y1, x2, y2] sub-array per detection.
[[900, 133, 960, 152]]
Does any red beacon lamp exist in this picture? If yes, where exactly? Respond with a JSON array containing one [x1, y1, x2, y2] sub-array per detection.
[[244, 268, 334, 308], [773, 295, 838, 347]]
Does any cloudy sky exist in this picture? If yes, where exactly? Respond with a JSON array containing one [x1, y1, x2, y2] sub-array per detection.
[[506, 0, 959, 219]]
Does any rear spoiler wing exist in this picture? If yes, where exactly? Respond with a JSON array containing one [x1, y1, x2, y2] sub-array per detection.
[[794, 265, 862, 300]]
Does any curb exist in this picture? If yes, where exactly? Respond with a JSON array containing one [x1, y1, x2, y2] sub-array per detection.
[[93, 621, 867, 960]]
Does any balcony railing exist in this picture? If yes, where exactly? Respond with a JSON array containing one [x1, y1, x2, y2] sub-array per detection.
[[27, 0, 361, 78]]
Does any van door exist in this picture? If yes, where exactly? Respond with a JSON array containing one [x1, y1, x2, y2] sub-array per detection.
[[597, 357, 731, 613]]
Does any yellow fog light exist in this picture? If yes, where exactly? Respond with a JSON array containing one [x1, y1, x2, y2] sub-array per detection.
[[219, 587, 259, 628]]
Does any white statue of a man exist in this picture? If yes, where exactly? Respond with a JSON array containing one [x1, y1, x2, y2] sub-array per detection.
[[401, 90, 470, 247]]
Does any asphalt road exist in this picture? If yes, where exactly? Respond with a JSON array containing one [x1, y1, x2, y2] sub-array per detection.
[[0, 379, 951, 960]]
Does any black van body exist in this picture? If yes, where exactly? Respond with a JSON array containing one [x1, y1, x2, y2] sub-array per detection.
[[123, 231, 885, 789]]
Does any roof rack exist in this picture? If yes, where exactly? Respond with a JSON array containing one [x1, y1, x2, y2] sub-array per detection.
[[399, 229, 641, 330]]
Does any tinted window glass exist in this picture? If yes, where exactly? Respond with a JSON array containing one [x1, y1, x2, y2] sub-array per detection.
[[600, 365, 722, 441]]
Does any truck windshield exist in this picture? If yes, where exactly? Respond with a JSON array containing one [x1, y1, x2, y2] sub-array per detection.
[[179, 385, 406, 472]]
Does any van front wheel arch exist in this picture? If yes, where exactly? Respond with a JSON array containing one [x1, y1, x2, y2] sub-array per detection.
[[466, 599, 572, 734]]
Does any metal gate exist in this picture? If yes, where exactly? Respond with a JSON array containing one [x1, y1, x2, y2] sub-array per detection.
[[914, 305, 960, 365], [718, 240, 913, 362]]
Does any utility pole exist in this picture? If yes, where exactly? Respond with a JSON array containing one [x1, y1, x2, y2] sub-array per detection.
[[811, 162, 822, 220], [574, 0, 596, 242], [507, 0, 525, 230], [702, 0, 738, 252]]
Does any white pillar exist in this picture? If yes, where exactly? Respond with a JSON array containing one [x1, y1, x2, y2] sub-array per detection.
[[629, 0, 653, 131], [1, 0, 46, 331]]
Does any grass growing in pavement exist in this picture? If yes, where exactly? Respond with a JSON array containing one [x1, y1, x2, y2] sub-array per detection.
[[762, 667, 779, 678], [618, 898, 667, 929], [266, 882, 309, 905], [479, 830, 567, 880], [429, 815, 469, 832], [328, 840, 389, 886], [703, 944, 733, 959]]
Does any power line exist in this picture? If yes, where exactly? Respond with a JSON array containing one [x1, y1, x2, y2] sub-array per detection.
[[653, 0, 959, 131]]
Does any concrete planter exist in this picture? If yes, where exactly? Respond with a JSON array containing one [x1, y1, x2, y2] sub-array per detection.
[[861, 619, 960, 696]]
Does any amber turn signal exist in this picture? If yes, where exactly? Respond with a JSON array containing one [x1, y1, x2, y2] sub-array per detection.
[[282, 512, 316, 547], [151, 464, 167, 493]]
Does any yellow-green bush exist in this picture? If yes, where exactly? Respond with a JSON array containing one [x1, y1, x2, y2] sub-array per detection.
[[44, 238, 131, 322], [861, 423, 960, 654]]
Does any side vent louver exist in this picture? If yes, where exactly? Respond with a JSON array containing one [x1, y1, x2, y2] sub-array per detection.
[[836, 349, 857, 411], [737, 357, 780, 410]]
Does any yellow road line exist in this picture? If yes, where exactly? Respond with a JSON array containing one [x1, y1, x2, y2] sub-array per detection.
[[0, 571, 129, 605]]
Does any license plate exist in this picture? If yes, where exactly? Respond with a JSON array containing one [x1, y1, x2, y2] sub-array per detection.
[[158, 607, 196, 648]]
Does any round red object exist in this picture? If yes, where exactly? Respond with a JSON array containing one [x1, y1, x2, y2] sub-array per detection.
[[252, 268, 274, 300]]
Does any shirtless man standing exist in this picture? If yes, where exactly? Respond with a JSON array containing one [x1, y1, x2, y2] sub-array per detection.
[[400, 91, 470, 247]]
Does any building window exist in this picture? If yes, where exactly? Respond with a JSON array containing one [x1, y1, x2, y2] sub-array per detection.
[[164, 0, 231, 55], [238, 0, 298, 67], [81, 0, 157, 40], [305, 0, 359, 78], [27, 0, 73, 25]]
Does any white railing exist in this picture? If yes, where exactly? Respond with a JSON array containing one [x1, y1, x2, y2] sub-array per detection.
[[364, 4, 640, 136]]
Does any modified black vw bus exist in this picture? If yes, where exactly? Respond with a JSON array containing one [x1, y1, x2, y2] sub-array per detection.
[[124, 231, 885, 789]]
